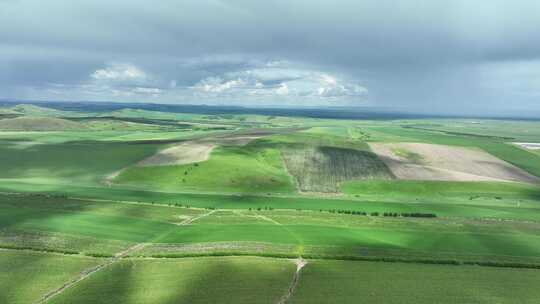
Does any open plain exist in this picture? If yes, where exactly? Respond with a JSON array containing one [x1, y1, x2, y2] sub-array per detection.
[[1, 103, 540, 303]]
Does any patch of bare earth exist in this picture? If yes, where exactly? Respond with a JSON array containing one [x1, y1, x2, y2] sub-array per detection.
[[212, 135, 264, 146], [277, 258, 308, 304], [103, 168, 125, 186], [369, 142, 540, 184], [197, 134, 268, 146], [137, 143, 215, 167], [514, 142, 540, 150]]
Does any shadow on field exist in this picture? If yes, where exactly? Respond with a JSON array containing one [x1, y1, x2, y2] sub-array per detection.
[[0, 251, 49, 303], [0, 140, 160, 183], [50, 257, 293, 304], [50, 259, 136, 304], [0, 194, 183, 253], [170, 259, 288, 304]]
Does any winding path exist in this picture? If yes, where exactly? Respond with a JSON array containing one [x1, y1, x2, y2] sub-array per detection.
[[34, 243, 147, 303], [277, 258, 308, 304]]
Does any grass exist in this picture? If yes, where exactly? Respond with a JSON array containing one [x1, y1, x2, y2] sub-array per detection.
[[0, 116, 85, 131], [402, 120, 540, 142], [1, 106, 540, 302], [0, 229, 134, 256], [342, 180, 540, 202], [290, 259, 540, 304], [0, 140, 161, 185], [0, 250, 99, 304], [188, 210, 540, 262], [0, 195, 206, 252], [2, 181, 540, 221], [3, 195, 540, 264], [49, 256, 295, 304], [115, 144, 296, 194]]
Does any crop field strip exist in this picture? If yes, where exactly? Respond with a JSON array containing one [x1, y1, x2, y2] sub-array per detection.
[[25, 206, 218, 303], [288, 259, 540, 304], [3, 193, 540, 268], [0, 250, 101, 304], [2, 249, 540, 304], [282, 145, 393, 192]]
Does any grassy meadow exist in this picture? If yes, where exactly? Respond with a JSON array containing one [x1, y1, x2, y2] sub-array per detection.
[[1, 103, 540, 303], [116, 144, 296, 193]]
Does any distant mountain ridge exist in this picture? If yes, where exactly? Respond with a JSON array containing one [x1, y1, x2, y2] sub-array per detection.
[[1, 100, 539, 121]]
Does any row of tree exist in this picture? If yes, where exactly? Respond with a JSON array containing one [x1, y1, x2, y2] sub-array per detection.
[[326, 209, 436, 218]]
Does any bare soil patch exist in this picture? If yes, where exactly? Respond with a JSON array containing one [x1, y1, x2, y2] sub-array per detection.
[[370, 142, 540, 184], [137, 143, 215, 167], [277, 258, 308, 304], [514, 142, 540, 150], [202, 135, 264, 146]]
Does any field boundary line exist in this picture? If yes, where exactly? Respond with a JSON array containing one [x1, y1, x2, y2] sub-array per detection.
[[255, 213, 283, 226], [177, 209, 216, 225], [35, 243, 147, 304], [252, 211, 305, 256], [127, 252, 540, 270]]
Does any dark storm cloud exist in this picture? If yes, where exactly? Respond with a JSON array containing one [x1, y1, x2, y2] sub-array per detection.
[[1, 0, 539, 113]]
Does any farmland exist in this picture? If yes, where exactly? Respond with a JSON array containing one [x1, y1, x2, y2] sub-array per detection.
[[0, 250, 100, 303], [369, 142, 539, 183], [282, 145, 392, 192], [1, 103, 540, 303], [49, 257, 295, 304], [290, 260, 540, 304]]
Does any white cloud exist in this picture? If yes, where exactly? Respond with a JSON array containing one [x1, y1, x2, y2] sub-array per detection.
[[133, 87, 162, 94], [193, 77, 246, 93], [91, 63, 147, 81], [320, 74, 338, 86], [189, 61, 368, 102], [275, 83, 289, 95], [316, 75, 368, 97], [21, 59, 368, 106]]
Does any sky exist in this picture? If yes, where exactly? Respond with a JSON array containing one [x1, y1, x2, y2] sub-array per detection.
[[1, 0, 540, 115]]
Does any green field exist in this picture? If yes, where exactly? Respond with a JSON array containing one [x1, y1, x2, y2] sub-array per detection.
[[0, 250, 100, 304], [1, 103, 540, 303], [48, 256, 294, 304], [3, 194, 540, 265], [116, 144, 296, 193], [0, 140, 161, 186], [290, 260, 540, 304]]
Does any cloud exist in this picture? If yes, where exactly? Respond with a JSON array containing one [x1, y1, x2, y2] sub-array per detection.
[[22, 62, 166, 100], [188, 61, 368, 103], [1, 0, 540, 113], [193, 77, 247, 93], [275, 83, 289, 95], [91, 63, 146, 81], [133, 87, 162, 94], [18, 58, 369, 105]]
